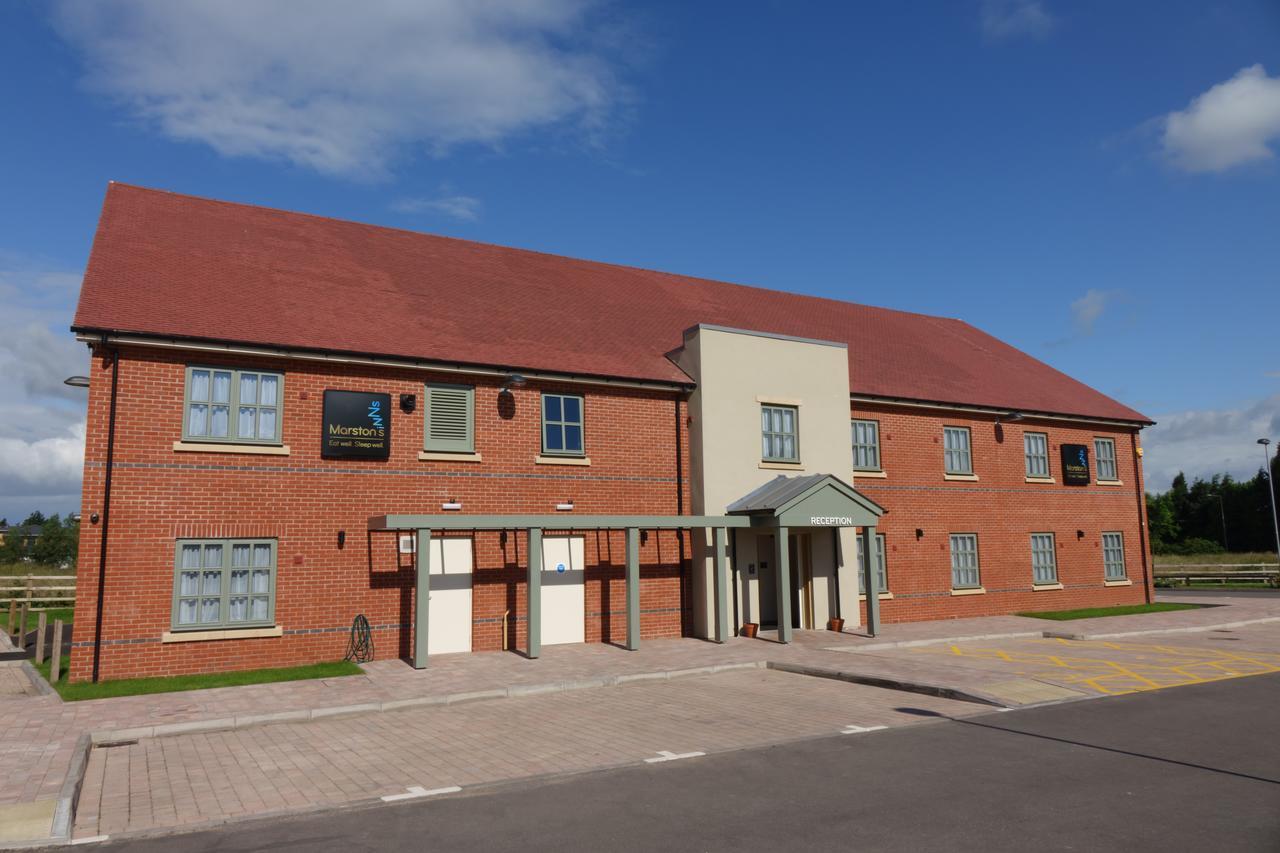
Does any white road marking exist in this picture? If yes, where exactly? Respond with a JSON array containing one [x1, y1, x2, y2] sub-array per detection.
[[71, 836, 111, 845], [380, 785, 462, 802], [644, 750, 706, 763], [840, 724, 888, 735]]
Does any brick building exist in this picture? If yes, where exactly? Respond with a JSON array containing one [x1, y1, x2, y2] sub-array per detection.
[[69, 184, 1152, 682]]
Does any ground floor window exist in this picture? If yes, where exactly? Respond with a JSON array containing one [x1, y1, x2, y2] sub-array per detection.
[[950, 533, 981, 589], [173, 539, 276, 630], [1102, 532, 1127, 580], [857, 532, 888, 593], [1030, 533, 1058, 584]]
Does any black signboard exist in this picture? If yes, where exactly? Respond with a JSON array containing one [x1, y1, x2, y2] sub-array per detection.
[[1060, 443, 1090, 486], [322, 390, 391, 458]]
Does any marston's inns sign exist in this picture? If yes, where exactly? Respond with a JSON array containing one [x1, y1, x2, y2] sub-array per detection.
[[322, 390, 391, 459]]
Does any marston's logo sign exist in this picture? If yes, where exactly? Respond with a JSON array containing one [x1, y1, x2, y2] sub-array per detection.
[[1060, 443, 1090, 486], [323, 390, 391, 459]]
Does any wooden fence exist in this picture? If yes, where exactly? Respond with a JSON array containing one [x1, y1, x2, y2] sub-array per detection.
[[1153, 563, 1279, 586], [0, 575, 77, 610]]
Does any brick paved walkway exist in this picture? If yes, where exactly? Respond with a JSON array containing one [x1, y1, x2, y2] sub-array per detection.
[[73, 668, 982, 839], [1, 593, 1276, 843]]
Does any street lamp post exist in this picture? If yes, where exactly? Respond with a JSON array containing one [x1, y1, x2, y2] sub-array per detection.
[[1260, 439, 1280, 563], [1207, 492, 1228, 551]]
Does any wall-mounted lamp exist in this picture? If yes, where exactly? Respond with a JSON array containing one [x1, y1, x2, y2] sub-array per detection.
[[995, 411, 1024, 425], [337, 530, 346, 549], [442, 500, 462, 511], [641, 530, 649, 544], [1076, 529, 1085, 540], [64, 375, 90, 388], [90, 512, 100, 525], [500, 374, 528, 393], [915, 528, 924, 540], [555, 499, 575, 512], [500, 530, 508, 545], [399, 393, 417, 413]]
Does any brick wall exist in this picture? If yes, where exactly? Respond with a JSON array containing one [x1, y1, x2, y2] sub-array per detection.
[[850, 401, 1152, 624], [71, 345, 691, 681]]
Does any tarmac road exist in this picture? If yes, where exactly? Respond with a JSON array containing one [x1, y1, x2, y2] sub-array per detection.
[[96, 672, 1280, 852]]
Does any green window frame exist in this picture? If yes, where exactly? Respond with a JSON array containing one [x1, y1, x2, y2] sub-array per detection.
[[1024, 432, 1050, 478], [851, 419, 881, 471], [1031, 533, 1058, 584], [1095, 438, 1118, 481], [541, 393, 585, 456], [183, 366, 283, 445], [943, 426, 972, 475], [761, 404, 799, 462], [950, 533, 981, 589], [1102, 532, 1127, 580], [857, 532, 888, 593], [172, 539, 276, 631], [424, 383, 475, 453]]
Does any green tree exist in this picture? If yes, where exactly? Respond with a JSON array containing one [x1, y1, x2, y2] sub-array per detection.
[[21, 511, 46, 527], [31, 514, 77, 567]]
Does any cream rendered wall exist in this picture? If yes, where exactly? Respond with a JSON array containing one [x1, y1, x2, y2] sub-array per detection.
[[672, 325, 860, 638]]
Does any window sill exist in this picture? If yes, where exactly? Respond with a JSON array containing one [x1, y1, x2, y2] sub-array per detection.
[[162, 626, 283, 643], [950, 586, 986, 596], [858, 592, 894, 600], [1097, 480, 1124, 487], [853, 469, 887, 479], [173, 441, 290, 456], [760, 461, 804, 471], [419, 451, 482, 463], [535, 455, 591, 466], [1032, 582, 1064, 591], [1104, 578, 1133, 587], [943, 473, 979, 482], [1025, 476, 1056, 484]]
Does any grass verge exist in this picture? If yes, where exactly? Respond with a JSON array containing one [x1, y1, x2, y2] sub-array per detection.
[[32, 658, 362, 701], [1017, 602, 1205, 621]]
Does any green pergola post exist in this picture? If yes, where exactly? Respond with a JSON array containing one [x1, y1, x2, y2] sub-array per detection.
[[864, 524, 880, 637], [625, 527, 640, 651], [713, 527, 729, 643], [775, 526, 792, 644], [413, 528, 432, 668], [527, 527, 542, 659]]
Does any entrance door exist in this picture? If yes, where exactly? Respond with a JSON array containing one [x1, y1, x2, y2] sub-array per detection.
[[789, 534, 813, 630], [541, 535, 586, 646], [428, 537, 473, 655]]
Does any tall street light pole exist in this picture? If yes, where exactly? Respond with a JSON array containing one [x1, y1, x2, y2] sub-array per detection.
[[1260, 439, 1280, 563], [1207, 492, 1228, 551]]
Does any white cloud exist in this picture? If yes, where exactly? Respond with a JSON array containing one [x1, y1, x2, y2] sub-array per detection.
[[391, 193, 483, 221], [1142, 395, 1280, 491], [981, 0, 1055, 41], [1161, 64, 1280, 174], [1069, 288, 1116, 337], [0, 256, 88, 520], [51, 0, 630, 179]]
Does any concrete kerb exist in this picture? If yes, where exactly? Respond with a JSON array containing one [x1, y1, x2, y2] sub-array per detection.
[[18, 662, 56, 699], [825, 630, 1043, 653], [766, 660, 1008, 708], [49, 734, 91, 843]]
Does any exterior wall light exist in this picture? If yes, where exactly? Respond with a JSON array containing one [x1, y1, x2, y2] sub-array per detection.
[[995, 411, 1024, 425], [399, 393, 416, 412], [64, 375, 90, 388], [915, 528, 924, 540], [442, 500, 462, 511], [1076, 529, 1085, 540], [500, 374, 528, 391], [555, 499, 574, 511]]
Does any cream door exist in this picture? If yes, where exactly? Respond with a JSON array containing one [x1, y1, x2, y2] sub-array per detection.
[[428, 537, 473, 655], [540, 535, 586, 646]]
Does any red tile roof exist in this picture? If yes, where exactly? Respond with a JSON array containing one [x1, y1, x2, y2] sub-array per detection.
[[74, 184, 1150, 424]]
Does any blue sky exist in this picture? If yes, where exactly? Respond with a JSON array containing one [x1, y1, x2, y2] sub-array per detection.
[[1, 0, 1278, 521]]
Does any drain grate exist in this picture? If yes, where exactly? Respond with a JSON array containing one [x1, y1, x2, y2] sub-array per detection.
[[95, 739, 138, 749]]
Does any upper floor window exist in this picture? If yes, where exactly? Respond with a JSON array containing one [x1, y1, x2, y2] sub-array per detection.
[[1030, 533, 1058, 584], [184, 367, 282, 444], [542, 393, 584, 456], [1024, 432, 1050, 478], [1095, 438, 1118, 481], [943, 426, 972, 475], [173, 539, 276, 631], [1102, 532, 1127, 580], [857, 532, 888, 593], [424, 383, 475, 453], [949, 533, 981, 589], [761, 404, 799, 462], [851, 419, 881, 471]]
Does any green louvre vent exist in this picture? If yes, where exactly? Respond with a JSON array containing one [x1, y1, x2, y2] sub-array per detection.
[[424, 383, 475, 452]]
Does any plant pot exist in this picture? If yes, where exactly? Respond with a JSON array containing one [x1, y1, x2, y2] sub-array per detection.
[[740, 622, 759, 638], [827, 617, 845, 633]]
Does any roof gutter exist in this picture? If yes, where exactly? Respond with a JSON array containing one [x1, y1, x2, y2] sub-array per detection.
[[850, 394, 1154, 430], [72, 331, 694, 394]]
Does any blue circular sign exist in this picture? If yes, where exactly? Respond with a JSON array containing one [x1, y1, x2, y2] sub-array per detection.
[[556, 563, 566, 574]]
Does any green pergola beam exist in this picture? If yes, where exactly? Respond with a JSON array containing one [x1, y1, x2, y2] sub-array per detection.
[[527, 528, 542, 659], [713, 528, 729, 643], [864, 524, 880, 637], [775, 526, 792, 644], [625, 527, 640, 651], [370, 514, 753, 531], [414, 528, 431, 668]]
